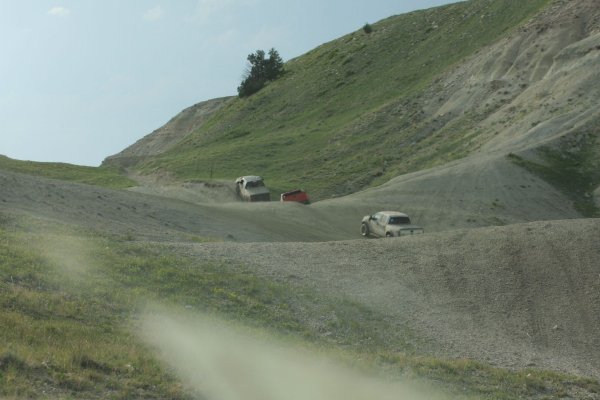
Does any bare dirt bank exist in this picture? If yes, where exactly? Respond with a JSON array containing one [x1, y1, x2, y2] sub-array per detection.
[[175, 218, 600, 379], [1, 166, 598, 380]]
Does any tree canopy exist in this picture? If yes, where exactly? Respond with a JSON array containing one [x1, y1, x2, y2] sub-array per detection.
[[237, 48, 284, 97]]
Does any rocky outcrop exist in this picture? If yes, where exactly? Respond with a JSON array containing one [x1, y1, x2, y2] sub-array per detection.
[[102, 96, 232, 168]]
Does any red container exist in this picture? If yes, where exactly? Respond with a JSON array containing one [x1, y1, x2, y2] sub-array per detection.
[[280, 189, 310, 204]]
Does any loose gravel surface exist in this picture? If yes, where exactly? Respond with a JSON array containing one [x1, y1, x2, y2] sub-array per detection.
[[1, 157, 598, 380], [176, 219, 600, 379]]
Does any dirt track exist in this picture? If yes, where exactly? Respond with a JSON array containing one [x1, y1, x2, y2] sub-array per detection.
[[1, 166, 599, 380], [0, 169, 355, 242], [314, 153, 580, 233], [177, 219, 600, 378]]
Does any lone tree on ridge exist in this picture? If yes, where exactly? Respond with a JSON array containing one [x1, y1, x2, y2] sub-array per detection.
[[237, 48, 284, 97]]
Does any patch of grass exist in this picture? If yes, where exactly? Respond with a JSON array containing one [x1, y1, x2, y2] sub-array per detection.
[[0, 217, 411, 398], [507, 130, 600, 217], [0, 155, 136, 189], [0, 229, 183, 398], [374, 354, 600, 399]]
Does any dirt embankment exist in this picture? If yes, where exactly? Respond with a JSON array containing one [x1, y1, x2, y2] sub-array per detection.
[[0, 169, 356, 242], [102, 97, 232, 168], [1, 159, 598, 382], [177, 218, 600, 379]]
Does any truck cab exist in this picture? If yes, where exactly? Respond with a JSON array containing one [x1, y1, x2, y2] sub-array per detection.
[[235, 176, 271, 202]]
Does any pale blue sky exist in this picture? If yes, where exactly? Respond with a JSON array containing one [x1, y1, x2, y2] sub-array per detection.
[[0, 1, 455, 166]]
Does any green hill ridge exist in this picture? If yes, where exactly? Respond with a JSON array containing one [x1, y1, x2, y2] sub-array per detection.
[[104, 0, 551, 199]]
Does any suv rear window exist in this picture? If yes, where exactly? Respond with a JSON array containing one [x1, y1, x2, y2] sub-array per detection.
[[246, 180, 264, 188], [388, 216, 410, 225]]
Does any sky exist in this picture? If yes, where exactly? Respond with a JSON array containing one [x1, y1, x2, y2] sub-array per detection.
[[0, 0, 455, 166]]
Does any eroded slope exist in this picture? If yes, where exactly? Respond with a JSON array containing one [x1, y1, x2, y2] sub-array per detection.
[[179, 218, 600, 379]]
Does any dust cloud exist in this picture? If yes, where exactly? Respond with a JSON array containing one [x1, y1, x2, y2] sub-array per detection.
[[33, 234, 454, 399], [140, 311, 453, 400], [36, 234, 98, 281]]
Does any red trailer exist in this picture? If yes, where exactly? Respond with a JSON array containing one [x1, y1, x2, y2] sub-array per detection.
[[280, 189, 310, 204]]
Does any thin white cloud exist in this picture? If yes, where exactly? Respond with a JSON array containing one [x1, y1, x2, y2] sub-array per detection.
[[190, 0, 257, 23], [190, 0, 232, 23], [48, 6, 71, 18], [143, 5, 164, 22], [214, 29, 238, 46], [247, 25, 289, 51]]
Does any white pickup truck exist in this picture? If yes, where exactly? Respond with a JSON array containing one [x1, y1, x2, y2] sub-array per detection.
[[361, 211, 424, 237], [235, 176, 271, 202]]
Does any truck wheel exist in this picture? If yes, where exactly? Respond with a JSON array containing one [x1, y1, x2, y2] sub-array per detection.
[[360, 223, 369, 237]]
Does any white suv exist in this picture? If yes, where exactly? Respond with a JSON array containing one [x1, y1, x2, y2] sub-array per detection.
[[235, 176, 271, 202], [361, 211, 423, 237]]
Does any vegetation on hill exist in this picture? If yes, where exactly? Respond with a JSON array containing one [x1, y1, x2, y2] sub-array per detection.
[[237, 48, 285, 98], [508, 127, 600, 217], [0, 155, 136, 189], [132, 0, 551, 199]]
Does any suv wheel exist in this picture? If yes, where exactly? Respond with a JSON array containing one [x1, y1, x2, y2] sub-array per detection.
[[360, 223, 369, 237]]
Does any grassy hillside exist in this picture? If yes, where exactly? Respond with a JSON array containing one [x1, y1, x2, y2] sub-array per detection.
[[2, 214, 598, 399], [0, 155, 136, 189], [131, 0, 550, 199], [508, 123, 600, 217]]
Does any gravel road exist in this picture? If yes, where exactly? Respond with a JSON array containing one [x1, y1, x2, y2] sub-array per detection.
[[1, 156, 598, 379], [174, 218, 600, 379]]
